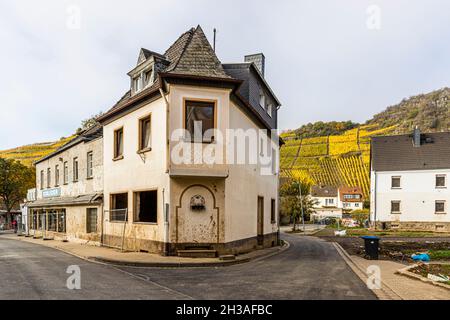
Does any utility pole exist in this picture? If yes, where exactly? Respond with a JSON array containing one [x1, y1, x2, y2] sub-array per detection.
[[298, 180, 306, 234]]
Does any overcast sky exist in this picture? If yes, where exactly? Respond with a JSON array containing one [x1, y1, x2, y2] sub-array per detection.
[[0, 0, 449, 150]]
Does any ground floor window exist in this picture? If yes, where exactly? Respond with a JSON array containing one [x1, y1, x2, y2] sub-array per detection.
[[86, 208, 98, 233], [134, 190, 157, 223], [391, 201, 401, 214], [30, 209, 65, 233], [435, 200, 446, 214], [110, 193, 128, 221], [47, 210, 57, 231], [57, 210, 66, 233]]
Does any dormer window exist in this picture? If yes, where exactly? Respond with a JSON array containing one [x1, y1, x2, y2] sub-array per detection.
[[132, 67, 153, 94], [133, 75, 142, 93], [259, 88, 265, 108], [267, 103, 273, 117]]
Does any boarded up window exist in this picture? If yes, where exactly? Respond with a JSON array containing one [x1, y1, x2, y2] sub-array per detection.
[[86, 208, 98, 233]]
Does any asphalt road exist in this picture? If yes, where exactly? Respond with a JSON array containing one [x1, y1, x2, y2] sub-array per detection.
[[0, 233, 376, 300]]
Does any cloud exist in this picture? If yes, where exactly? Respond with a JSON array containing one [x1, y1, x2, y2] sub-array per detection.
[[0, 0, 449, 149]]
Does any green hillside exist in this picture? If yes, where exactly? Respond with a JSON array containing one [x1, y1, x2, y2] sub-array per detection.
[[0, 136, 75, 167], [281, 87, 450, 198]]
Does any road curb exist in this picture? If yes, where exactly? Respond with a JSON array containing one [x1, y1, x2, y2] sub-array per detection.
[[4, 234, 290, 269], [89, 241, 290, 268], [332, 242, 402, 300]]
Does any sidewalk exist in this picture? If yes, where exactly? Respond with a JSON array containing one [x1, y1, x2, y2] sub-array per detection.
[[333, 243, 450, 300], [2, 233, 288, 268]]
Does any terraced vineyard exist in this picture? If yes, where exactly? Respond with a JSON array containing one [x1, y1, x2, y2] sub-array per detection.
[[0, 136, 75, 167], [280, 124, 397, 198]]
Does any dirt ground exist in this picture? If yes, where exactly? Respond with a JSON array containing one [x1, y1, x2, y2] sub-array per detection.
[[410, 263, 450, 285], [319, 235, 450, 262]]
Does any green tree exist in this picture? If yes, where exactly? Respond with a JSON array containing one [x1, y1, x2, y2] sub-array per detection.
[[77, 111, 103, 134], [0, 158, 35, 227], [280, 179, 317, 231]]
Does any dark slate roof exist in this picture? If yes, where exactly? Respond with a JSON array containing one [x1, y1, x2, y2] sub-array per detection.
[[34, 124, 103, 165], [141, 48, 166, 60], [223, 62, 281, 106], [165, 25, 231, 78], [311, 185, 338, 197], [371, 132, 450, 171]]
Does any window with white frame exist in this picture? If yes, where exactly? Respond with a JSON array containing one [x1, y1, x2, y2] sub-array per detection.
[[87, 151, 93, 179], [436, 175, 446, 188], [259, 88, 265, 108], [435, 200, 446, 214], [391, 201, 401, 214], [391, 176, 401, 188], [47, 168, 51, 189]]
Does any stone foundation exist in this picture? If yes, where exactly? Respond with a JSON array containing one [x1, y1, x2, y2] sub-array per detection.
[[102, 232, 280, 256], [374, 221, 450, 233]]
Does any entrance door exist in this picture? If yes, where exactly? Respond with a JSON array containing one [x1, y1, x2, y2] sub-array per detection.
[[257, 196, 264, 245]]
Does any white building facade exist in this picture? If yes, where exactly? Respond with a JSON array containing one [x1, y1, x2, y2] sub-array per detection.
[[370, 129, 450, 232]]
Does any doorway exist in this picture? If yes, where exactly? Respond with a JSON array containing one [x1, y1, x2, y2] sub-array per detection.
[[257, 196, 264, 245]]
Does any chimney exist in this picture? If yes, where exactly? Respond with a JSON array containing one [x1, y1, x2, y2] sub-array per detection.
[[245, 53, 265, 77], [413, 126, 421, 147]]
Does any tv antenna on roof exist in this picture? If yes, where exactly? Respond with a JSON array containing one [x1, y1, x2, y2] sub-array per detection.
[[213, 28, 217, 52]]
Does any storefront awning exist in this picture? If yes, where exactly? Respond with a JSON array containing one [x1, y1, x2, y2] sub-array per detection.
[[28, 193, 102, 208]]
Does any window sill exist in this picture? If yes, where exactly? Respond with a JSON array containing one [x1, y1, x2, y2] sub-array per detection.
[[137, 147, 152, 154], [391, 187, 402, 190], [112, 155, 124, 161], [435, 186, 447, 189], [86, 177, 93, 180], [391, 212, 401, 214], [133, 221, 158, 225], [435, 212, 447, 215]]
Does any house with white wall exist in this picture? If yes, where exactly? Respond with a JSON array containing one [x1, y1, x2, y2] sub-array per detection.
[[28, 125, 103, 242], [94, 25, 281, 256], [370, 128, 450, 232], [310, 185, 342, 219], [338, 186, 364, 211]]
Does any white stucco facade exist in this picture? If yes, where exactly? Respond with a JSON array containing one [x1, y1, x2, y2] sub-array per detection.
[[370, 168, 450, 229]]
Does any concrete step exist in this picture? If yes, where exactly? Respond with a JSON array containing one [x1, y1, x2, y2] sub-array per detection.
[[177, 249, 217, 258]]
